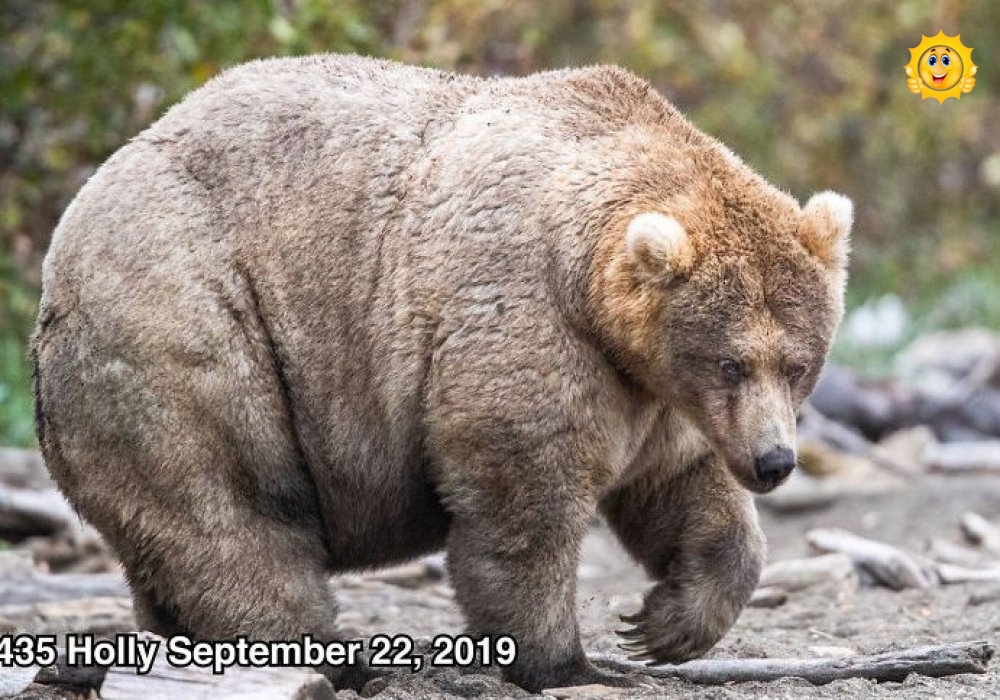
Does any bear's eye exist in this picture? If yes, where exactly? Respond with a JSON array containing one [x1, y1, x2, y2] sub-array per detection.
[[942, 55, 951, 66], [719, 358, 745, 384], [928, 55, 937, 66]]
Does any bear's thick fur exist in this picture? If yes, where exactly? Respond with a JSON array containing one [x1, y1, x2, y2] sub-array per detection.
[[32, 55, 851, 691]]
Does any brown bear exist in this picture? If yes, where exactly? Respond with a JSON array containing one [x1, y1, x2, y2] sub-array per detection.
[[31, 54, 851, 691]]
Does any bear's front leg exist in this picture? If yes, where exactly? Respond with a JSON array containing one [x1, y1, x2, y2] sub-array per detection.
[[600, 457, 765, 664], [445, 484, 633, 691]]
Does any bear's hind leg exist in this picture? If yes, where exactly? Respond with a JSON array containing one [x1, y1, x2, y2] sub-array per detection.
[[600, 458, 765, 664], [33, 307, 378, 689], [118, 502, 379, 689]]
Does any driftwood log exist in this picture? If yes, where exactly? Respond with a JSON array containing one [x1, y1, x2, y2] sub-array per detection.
[[935, 563, 1000, 585], [0, 487, 77, 538], [925, 442, 1000, 474], [0, 596, 134, 636], [589, 640, 994, 686], [759, 553, 858, 592], [0, 571, 128, 606], [746, 586, 788, 608], [101, 660, 335, 700], [927, 537, 999, 569], [806, 528, 937, 590]]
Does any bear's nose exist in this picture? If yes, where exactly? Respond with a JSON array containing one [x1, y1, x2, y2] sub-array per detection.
[[754, 447, 796, 485]]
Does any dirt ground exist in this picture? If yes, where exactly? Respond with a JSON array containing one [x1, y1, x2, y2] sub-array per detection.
[[335, 474, 1000, 699]]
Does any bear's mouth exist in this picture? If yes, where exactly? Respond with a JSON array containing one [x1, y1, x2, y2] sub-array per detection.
[[932, 73, 946, 85]]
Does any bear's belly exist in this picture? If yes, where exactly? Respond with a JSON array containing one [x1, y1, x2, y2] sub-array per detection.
[[320, 457, 451, 571]]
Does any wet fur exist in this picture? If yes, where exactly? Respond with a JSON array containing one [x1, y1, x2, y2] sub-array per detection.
[[32, 55, 848, 691]]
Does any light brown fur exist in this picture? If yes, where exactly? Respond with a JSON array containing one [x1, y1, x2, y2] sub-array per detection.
[[31, 55, 850, 691]]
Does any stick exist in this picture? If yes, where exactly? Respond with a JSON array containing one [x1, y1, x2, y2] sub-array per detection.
[[589, 640, 993, 685], [806, 528, 937, 590]]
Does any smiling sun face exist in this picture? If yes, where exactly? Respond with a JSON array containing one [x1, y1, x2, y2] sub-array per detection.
[[906, 32, 977, 103], [919, 46, 963, 90]]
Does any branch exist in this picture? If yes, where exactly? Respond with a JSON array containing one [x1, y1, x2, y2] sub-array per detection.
[[589, 640, 993, 685]]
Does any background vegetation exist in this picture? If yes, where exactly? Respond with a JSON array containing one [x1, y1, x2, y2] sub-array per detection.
[[2, 0, 999, 445]]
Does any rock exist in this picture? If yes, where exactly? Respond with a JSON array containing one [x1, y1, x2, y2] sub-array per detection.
[[878, 426, 936, 468]]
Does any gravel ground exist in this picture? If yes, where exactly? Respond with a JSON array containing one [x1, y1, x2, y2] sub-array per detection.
[[339, 475, 1000, 698], [8, 475, 1000, 698]]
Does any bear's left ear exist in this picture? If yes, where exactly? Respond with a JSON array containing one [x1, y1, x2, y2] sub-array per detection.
[[799, 191, 852, 275], [625, 212, 696, 282]]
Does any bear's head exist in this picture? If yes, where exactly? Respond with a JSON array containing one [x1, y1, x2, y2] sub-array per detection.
[[593, 172, 852, 493]]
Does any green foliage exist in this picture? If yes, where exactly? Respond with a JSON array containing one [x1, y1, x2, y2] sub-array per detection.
[[0, 250, 36, 446], [2, 0, 1000, 444]]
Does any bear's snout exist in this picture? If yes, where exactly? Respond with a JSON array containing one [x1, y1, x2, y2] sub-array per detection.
[[753, 447, 796, 487]]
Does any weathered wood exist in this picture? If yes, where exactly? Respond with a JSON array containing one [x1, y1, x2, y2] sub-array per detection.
[[925, 442, 1000, 474], [0, 572, 128, 605], [0, 596, 134, 635], [960, 512, 1000, 555], [747, 586, 788, 608], [935, 562, 1000, 584], [0, 487, 77, 538], [806, 528, 936, 590], [759, 553, 858, 592], [590, 640, 994, 685], [101, 649, 336, 700]]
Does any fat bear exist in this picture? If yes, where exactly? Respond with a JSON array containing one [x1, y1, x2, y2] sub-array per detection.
[[32, 54, 851, 691]]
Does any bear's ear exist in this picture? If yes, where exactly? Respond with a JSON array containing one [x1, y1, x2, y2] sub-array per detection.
[[799, 191, 852, 274], [625, 212, 695, 282]]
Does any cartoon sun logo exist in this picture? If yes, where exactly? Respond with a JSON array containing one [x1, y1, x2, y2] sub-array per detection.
[[905, 31, 977, 103]]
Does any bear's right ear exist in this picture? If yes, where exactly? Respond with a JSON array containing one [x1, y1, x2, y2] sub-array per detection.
[[625, 212, 695, 282], [798, 191, 852, 274]]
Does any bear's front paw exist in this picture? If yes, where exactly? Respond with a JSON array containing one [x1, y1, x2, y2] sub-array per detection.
[[615, 583, 730, 665]]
